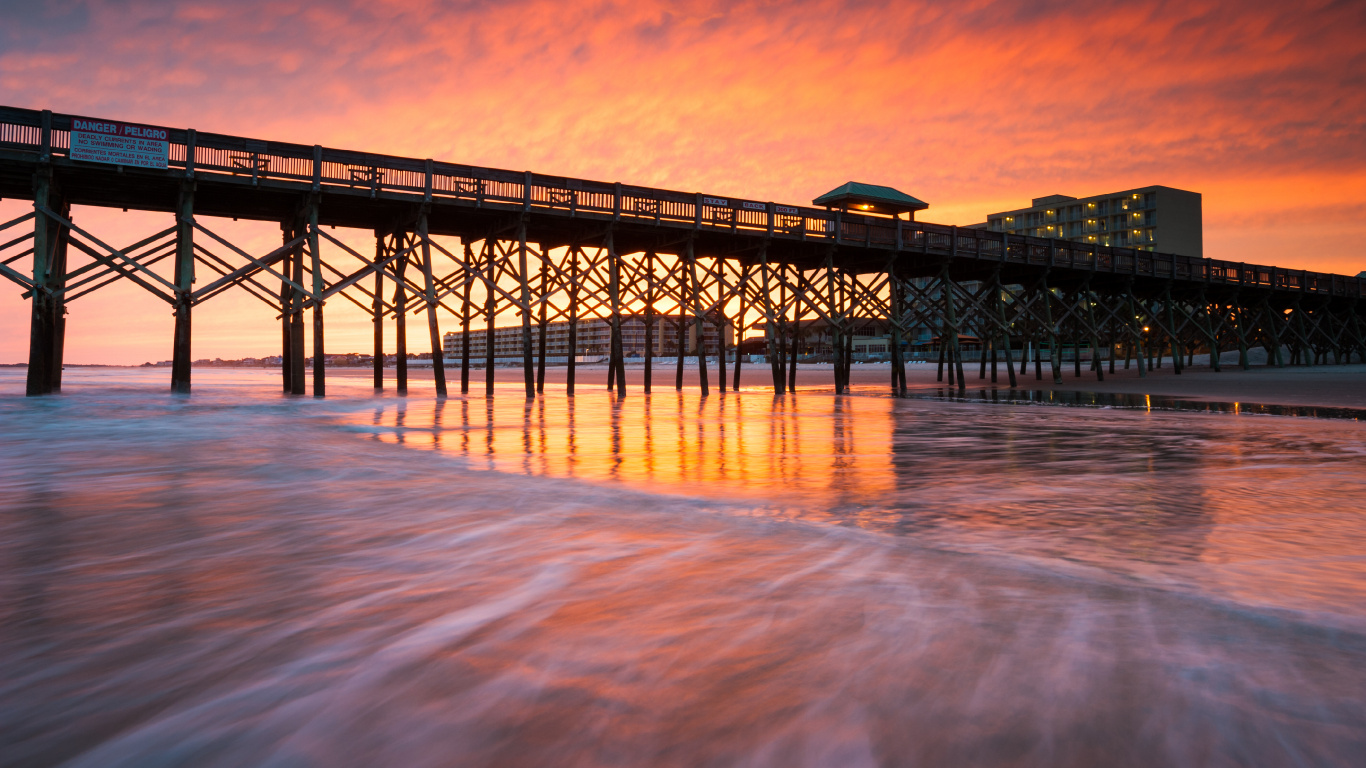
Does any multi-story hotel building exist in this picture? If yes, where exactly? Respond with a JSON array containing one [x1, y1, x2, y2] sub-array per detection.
[[443, 314, 730, 363], [982, 185, 1202, 258]]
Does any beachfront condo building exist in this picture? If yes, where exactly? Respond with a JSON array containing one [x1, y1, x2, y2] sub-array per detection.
[[981, 185, 1202, 258], [442, 314, 731, 363]]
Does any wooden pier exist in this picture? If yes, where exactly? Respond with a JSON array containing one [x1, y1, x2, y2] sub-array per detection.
[[3, 105, 1364, 398]]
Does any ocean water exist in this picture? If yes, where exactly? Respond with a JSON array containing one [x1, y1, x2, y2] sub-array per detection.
[[2, 368, 1364, 766]]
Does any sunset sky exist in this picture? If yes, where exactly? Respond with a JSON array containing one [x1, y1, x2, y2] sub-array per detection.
[[2, 0, 1364, 364]]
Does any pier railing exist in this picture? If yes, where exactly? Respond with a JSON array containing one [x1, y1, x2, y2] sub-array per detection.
[[0, 105, 1359, 298]]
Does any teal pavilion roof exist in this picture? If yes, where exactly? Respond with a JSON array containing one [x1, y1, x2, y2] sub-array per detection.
[[812, 182, 929, 215]]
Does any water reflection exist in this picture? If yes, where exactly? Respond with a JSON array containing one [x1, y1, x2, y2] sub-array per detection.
[[3, 370, 1366, 766], [350, 387, 1366, 615], [913, 387, 1366, 420]]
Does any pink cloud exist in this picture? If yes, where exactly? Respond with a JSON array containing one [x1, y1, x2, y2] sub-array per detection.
[[2, 0, 1364, 363]]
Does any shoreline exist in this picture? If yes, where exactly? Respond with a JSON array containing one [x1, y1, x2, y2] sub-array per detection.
[[8, 357, 1366, 411]]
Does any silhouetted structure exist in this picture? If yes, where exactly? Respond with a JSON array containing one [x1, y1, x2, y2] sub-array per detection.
[[2, 105, 1362, 400]]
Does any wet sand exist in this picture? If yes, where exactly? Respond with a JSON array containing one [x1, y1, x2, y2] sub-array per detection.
[[327, 355, 1366, 410]]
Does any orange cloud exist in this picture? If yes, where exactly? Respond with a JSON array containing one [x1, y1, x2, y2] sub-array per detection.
[[2, 0, 1364, 363]]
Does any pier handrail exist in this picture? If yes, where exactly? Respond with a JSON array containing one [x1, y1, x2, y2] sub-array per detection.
[[0, 104, 1358, 297]]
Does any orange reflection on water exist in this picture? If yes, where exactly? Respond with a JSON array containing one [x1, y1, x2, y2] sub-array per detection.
[[362, 390, 898, 510], [348, 385, 1366, 618]]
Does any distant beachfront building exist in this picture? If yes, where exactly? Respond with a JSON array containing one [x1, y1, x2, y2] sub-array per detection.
[[443, 314, 730, 363], [750, 318, 936, 361], [980, 185, 1202, 258]]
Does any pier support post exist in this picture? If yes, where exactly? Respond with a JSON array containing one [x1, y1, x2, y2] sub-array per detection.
[[1041, 279, 1062, 384], [517, 220, 535, 398], [280, 224, 292, 392], [394, 233, 408, 395], [787, 265, 800, 392], [373, 234, 384, 389], [1255, 298, 1275, 367], [536, 255, 547, 395], [1083, 284, 1103, 382], [513, 218, 530, 396], [733, 263, 749, 391], [945, 274, 966, 390], [688, 239, 709, 396], [644, 251, 656, 394], [567, 245, 579, 396], [484, 241, 496, 396], [716, 262, 728, 394], [675, 262, 686, 392], [289, 213, 307, 395], [48, 214, 69, 393], [171, 181, 195, 393], [308, 197, 325, 397], [760, 246, 784, 394], [827, 257, 846, 394], [460, 242, 472, 394], [1166, 286, 1182, 374], [997, 273, 1019, 388], [608, 230, 625, 396], [418, 211, 446, 397], [26, 163, 67, 397], [888, 263, 903, 394], [1125, 282, 1147, 378]]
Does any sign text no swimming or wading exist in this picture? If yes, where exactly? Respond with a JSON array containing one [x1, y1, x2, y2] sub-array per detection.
[[70, 118, 170, 170]]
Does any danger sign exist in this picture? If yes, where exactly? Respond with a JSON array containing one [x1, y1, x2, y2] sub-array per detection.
[[70, 118, 169, 169]]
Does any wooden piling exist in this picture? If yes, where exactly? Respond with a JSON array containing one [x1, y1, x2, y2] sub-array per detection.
[[688, 239, 709, 396], [1166, 287, 1182, 375], [644, 251, 655, 394], [289, 213, 306, 395], [1126, 283, 1147, 378], [567, 245, 579, 396], [169, 182, 194, 393], [715, 261, 728, 393], [517, 221, 534, 398], [280, 225, 293, 392], [760, 246, 784, 394], [373, 235, 384, 389], [828, 258, 845, 394], [307, 199, 324, 397], [733, 263, 749, 391], [484, 242, 495, 395], [25, 166, 55, 397], [608, 231, 625, 396], [536, 255, 547, 394], [418, 212, 446, 397], [460, 243, 472, 393], [394, 233, 408, 395], [1041, 278, 1062, 384], [786, 267, 800, 392], [997, 276, 1018, 388], [1084, 285, 1104, 382], [47, 206, 69, 392]]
